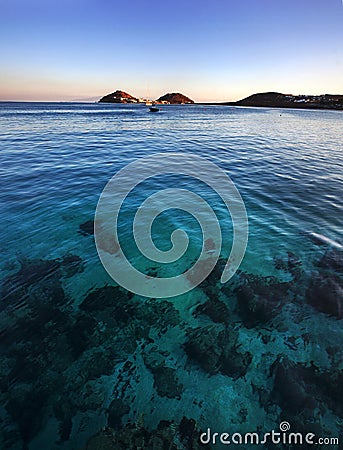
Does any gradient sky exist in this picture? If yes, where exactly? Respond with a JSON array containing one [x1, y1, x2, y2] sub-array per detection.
[[1, 0, 343, 102]]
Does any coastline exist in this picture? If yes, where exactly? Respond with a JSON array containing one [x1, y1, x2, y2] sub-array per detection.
[[1, 100, 342, 112]]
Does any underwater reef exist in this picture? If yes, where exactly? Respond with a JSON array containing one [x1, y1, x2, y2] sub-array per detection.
[[0, 225, 342, 449], [84, 417, 210, 450]]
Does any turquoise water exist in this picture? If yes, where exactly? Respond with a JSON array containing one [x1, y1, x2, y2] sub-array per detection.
[[0, 102, 342, 449]]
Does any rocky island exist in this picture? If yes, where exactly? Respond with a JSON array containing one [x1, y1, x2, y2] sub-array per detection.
[[156, 92, 194, 104], [225, 92, 343, 111], [99, 90, 139, 103], [98, 90, 194, 104]]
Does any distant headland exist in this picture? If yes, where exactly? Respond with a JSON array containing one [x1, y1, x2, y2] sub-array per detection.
[[98, 90, 194, 104], [217, 92, 343, 110], [223, 92, 343, 111], [98, 90, 343, 110]]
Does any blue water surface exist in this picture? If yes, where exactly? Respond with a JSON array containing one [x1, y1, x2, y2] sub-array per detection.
[[0, 102, 342, 449]]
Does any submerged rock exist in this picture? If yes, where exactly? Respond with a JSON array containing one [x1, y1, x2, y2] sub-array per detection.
[[1, 254, 83, 308], [107, 399, 130, 430], [80, 285, 133, 314], [306, 247, 343, 319], [79, 219, 94, 236], [194, 296, 230, 325], [151, 366, 183, 398], [143, 347, 183, 399], [184, 325, 251, 378], [60, 254, 84, 278], [271, 357, 343, 437], [306, 273, 343, 319], [274, 251, 302, 281], [84, 417, 211, 450], [317, 248, 343, 273], [1, 257, 60, 305], [271, 358, 318, 415], [81, 348, 118, 380], [6, 387, 49, 446], [235, 273, 290, 328], [318, 369, 343, 417], [78, 285, 140, 346], [66, 313, 98, 359], [142, 299, 181, 331], [53, 399, 75, 442]]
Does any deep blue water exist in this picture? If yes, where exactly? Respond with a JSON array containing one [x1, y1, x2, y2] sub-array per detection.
[[0, 102, 342, 449]]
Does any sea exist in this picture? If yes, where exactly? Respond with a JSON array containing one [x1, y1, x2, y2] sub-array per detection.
[[0, 102, 342, 449]]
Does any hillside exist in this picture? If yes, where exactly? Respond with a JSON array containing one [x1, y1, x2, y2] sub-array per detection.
[[156, 93, 194, 104], [99, 90, 138, 103], [225, 92, 343, 110]]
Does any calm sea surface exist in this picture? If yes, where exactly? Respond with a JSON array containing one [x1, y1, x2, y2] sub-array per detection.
[[0, 102, 342, 449]]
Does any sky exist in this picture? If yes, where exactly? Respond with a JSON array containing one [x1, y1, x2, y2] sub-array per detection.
[[0, 0, 343, 102]]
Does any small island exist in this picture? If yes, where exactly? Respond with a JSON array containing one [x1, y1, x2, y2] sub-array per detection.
[[99, 90, 139, 103], [98, 90, 194, 104], [156, 93, 194, 104]]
